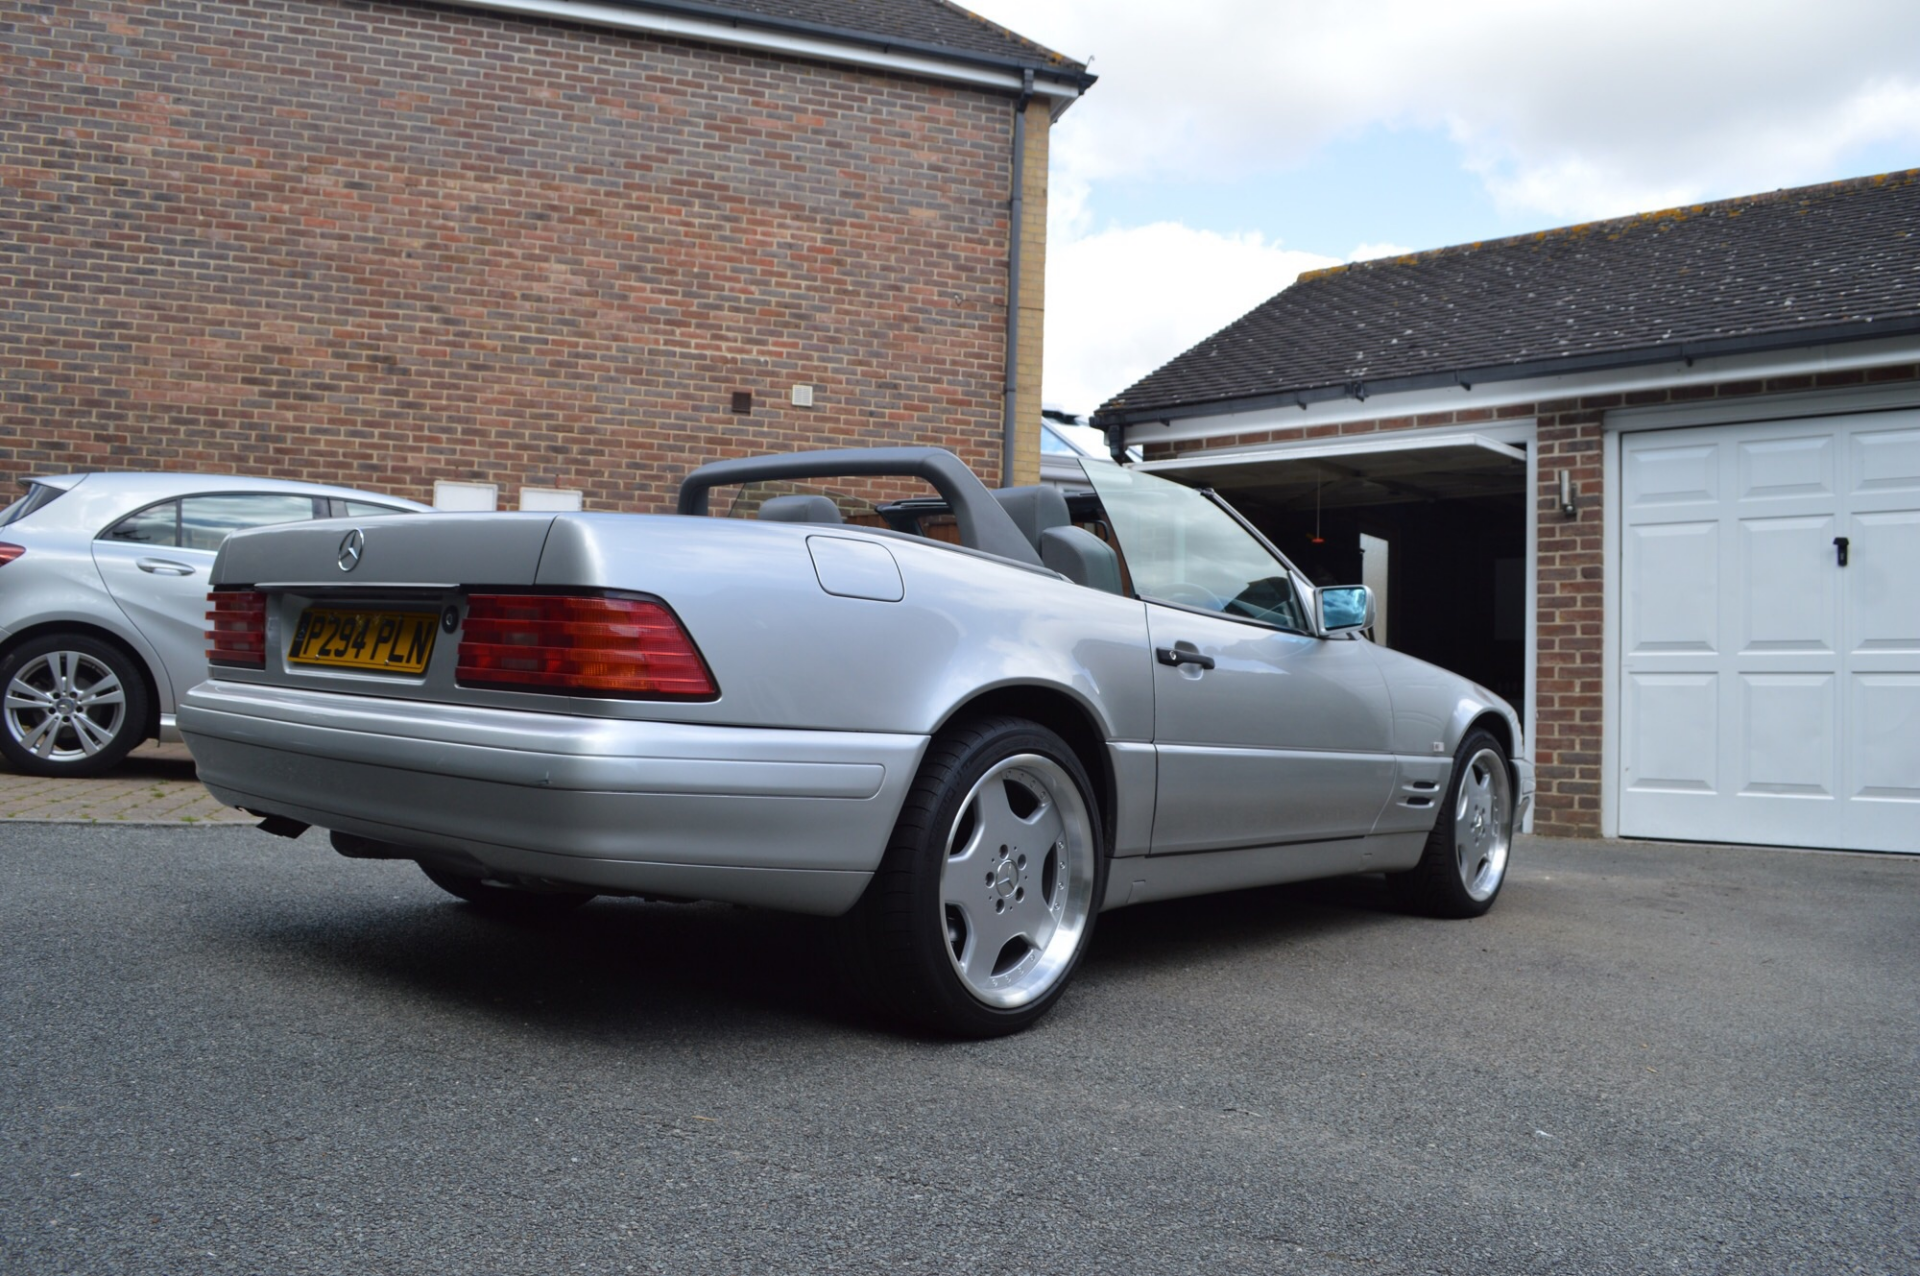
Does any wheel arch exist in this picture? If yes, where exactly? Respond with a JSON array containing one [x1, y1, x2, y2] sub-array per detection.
[[1457, 710, 1526, 806], [0, 621, 163, 742], [1464, 710, 1513, 758], [933, 683, 1117, 859]]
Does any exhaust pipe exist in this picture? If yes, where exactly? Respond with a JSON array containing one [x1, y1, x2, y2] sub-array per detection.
[[245, 811, 311, 839], [329, 830, 411, 860]]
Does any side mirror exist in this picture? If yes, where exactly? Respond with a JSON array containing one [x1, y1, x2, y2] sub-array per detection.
[[1317, 584, 1374, 635]]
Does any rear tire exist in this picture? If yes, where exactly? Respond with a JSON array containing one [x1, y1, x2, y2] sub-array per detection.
[[1392, 728, 1514, 918], [417, 862, 595, 920], [841, 715, 1105, 1038], [0, 634, 150, 777]]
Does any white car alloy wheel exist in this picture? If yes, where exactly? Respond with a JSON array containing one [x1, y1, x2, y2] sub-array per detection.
[[938, 751, 1097, 1010], [6, 650, 128, 761], [1452, 745, 1513, 902], [0, 635, 151, 777]]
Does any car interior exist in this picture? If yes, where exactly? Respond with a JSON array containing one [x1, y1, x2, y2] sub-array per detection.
[[752, 483, 1129, 596]]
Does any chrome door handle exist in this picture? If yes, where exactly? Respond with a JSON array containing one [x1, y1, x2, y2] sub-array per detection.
[[1155, 646, 1216, 670], [136, 558, 197, 576]]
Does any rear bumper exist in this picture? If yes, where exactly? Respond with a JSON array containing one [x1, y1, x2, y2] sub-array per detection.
[[179, 680, 928, 914]]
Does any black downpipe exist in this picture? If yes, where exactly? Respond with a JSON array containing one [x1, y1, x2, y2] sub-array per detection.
[[1003, 70, 1034, 488]]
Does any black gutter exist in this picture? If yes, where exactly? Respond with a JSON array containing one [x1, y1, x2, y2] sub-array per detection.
[[1002, 69, 1034, 487], [469, 0, 1098, 90], [1095, 315, 1920, 448]]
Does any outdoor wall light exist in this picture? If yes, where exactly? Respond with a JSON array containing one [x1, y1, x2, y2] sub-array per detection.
[[1558, 469, 1577, 518]]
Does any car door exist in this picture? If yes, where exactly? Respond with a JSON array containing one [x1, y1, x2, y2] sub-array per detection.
[[91, 493, 322, 708], [1078, 461, 1397, 857], [1145, 601, 1396, 855]]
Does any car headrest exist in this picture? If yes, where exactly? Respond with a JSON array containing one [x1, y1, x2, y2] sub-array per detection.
[[990, 485, 1070, 550], [757, 494, 842, 524], [1040, 525, 1124, 594]]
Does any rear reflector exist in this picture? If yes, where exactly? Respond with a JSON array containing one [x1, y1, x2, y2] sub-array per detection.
[[207, 591, 268, 669], [456, 594, 718, 700], [0, 543, 22, 566]]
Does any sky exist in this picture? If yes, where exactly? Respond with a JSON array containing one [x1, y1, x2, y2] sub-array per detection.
[[958, 0, 1920, 414]]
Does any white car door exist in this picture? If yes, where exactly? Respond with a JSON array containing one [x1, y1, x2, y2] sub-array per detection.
[[92, 493, 322, 709]]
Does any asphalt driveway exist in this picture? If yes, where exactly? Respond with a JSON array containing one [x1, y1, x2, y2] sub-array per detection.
[[2, 823, 1915, 1274]]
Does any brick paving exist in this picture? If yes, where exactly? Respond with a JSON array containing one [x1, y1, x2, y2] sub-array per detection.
[[0, 742, 255, 824]]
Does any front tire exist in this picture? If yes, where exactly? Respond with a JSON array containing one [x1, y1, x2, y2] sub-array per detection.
[[1393, 728, 1514, 918], [843, 715, 1105, 1038], [417, 862, 595, 920], [0, 634, 150, 777]]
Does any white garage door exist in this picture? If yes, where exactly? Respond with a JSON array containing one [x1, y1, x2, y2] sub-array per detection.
[[1620, 410, 1920, 853]]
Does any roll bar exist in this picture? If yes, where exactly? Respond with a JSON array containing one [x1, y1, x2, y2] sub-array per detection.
[[676, 447, 1044, 568]]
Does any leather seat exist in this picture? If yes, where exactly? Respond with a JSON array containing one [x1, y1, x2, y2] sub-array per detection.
[[991, 485, 1123, 594]]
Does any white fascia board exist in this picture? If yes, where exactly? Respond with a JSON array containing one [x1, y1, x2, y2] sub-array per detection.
[[1126, 333, 1920, 449], [1603, 379, 1920, 432], [1135, 430, 1527, 472], [443, 0, 1083, 100]]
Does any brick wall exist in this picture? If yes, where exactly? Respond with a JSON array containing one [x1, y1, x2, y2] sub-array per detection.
[[1139, 362, 1920, 836], [1, 0, 1024, 508]]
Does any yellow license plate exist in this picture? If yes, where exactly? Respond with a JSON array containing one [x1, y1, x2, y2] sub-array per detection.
[[289, 608, 437, 673]]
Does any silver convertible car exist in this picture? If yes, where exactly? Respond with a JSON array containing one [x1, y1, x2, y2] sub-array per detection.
[[0, 473, 425, 776], [178, 448, 1532, 1036]]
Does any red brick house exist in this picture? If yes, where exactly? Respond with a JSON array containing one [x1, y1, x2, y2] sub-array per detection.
[[1, 0, 1090, 507], [1094, 173, 1920, 851]]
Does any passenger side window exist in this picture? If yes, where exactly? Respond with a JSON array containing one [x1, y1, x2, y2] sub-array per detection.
[[1080, 462, 1310, 632], [1222, 574, 1306, 631], [177, 494, 320, 552], [104, 501, 181, 546]]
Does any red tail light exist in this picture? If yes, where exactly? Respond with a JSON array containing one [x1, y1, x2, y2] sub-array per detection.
[[456, 594, 718, 700], [207, 591, 267, 668], [0, 543, 23, 566]]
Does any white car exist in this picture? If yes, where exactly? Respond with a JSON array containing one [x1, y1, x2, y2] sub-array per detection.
[[0, 472, 425, 776]]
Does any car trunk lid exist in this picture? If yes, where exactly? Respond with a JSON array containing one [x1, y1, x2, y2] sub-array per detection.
[[213, 513, 556, 589]]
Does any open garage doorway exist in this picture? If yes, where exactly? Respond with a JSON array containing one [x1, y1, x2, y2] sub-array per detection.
[[1136, 430, 1534, 734]]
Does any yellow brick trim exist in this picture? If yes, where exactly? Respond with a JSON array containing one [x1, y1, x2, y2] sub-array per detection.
[[1010, 98, 1050, 485]]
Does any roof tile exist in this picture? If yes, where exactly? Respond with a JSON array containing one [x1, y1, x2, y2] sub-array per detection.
[[1099, 170, 1920, 419]]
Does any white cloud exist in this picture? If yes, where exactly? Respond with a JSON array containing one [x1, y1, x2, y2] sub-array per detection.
[[971, 0, 1920, 407], [1042, 222, 1337, 412], [987, 0, 1920, 219], [1454, 73, 1920, 221], [1348, 242, 1415, 262]]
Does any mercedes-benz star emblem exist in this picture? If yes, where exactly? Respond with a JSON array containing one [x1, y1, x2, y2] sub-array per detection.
[[337, 528, 365, 573]]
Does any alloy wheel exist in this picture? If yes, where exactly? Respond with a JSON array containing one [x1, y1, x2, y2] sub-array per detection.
[[4, 649, 130, 763], [1452, 746, 1512, 901], [937, 752, 1096, 1009]]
